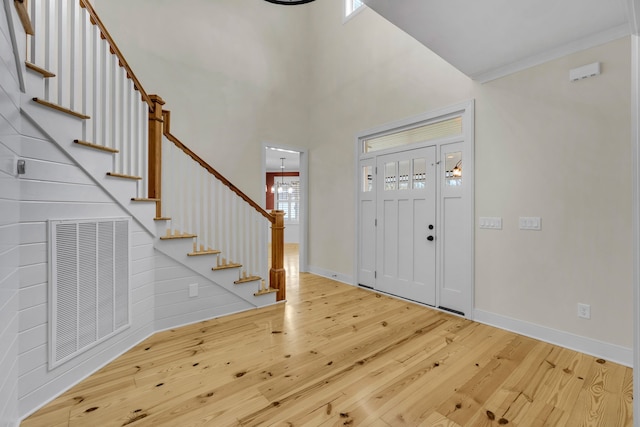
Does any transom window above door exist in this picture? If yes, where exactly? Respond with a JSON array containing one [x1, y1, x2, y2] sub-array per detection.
[[362, 116, 463, 154]]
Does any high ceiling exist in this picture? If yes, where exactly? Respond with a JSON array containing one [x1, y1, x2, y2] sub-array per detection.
[[363, 0, 638, 83]]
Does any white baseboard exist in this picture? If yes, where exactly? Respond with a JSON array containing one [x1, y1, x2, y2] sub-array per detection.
[[307, 265, 354, 286], [473, 309, 632, 367]]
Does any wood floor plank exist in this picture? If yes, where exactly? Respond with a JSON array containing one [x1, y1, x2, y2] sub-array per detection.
[[21, 246, 633, 426]]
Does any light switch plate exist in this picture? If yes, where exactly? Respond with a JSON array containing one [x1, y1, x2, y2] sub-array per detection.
[[519, 217, 541, 230], [479, 217, 502, 230]]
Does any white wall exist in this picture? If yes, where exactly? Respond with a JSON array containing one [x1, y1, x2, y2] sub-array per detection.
[[90, 0, 632, 355], [306, 1, 631, 351], [91, 0, 311, 203], [0, 2, 21, 425]]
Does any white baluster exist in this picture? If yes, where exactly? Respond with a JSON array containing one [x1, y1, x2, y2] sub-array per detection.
[[162, 137, 172, 222], [224, 189, 231, 265], [140, 102, 148, 199], [57, 0, 66, 106], [126, 79, 134, 180], [232, 195, 238, 268], [194, 165, 202, 251], [214, 179, 222, 258], [81, 7, 91, 141], [111, 54, 120, 173], [44, 0, 53, 101], [100, 37, 109, 150], [28, 0, 36, 64], [69, 0, 77, 111], [116, 66, 125, 176], [91, 24, 100, 145]]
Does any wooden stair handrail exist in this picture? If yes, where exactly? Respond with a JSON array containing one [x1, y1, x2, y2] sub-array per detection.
[[78, 0, 153, 110], [161, 113, 274, 224]]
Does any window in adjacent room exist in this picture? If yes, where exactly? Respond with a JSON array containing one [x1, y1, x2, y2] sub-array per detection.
[[275, 176, 300, 223]]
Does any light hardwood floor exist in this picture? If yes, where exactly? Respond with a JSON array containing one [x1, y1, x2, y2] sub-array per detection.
[[23, 245, 633, 426]]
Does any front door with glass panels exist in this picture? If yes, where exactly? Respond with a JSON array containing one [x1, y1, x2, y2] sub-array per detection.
[[375, 146, 437, 305]]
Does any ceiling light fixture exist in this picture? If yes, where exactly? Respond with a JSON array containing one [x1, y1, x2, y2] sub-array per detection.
[[263, 0, 316, 5]]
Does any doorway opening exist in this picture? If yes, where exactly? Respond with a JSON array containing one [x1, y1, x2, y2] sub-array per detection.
[[263, 143, 308, 289], [355, 101, 474, 318]]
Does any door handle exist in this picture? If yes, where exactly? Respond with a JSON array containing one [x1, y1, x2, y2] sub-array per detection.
[[427, 236, 435, 241]]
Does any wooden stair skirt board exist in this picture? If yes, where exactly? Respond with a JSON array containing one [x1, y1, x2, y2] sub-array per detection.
[[188, 250, 221, 256], [234, 276, 261, 285], [25, 62, 55, 78], [254, 288, 278, 296], [107, 172, 142, 180], [212, 263, 242, 271], [159, 233, 197, 240], [74, 139, 119, 153], [32, 98, 90, 119]]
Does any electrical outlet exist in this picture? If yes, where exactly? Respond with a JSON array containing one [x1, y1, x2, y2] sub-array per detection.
[[577, 303, 590, 319], [189, 283, 198, 298]]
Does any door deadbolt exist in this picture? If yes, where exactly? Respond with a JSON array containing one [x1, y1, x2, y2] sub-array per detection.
[[428, 224, 434, 230], [427, 236, 435, 241]]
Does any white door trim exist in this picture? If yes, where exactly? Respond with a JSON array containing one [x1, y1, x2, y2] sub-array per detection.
[[354, 100, 475, 318], [630, 33, 640, 422], [261, 142, 309, 273]]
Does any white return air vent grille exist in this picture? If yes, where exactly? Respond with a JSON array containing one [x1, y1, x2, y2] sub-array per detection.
[[49, 218, 131, 369]]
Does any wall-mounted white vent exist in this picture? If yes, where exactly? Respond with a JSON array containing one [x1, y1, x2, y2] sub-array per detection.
[[569, 62, 601, 82], [48, 218, 131, 369]]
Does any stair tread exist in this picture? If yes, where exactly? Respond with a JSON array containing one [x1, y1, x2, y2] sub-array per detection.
[[212, 263, 242, 271], [15, 2, 34, 35], [160, 233, 197, 240], [188, 250, 221, 256], [132, 198, 160, 202], [25, 62, 55, 78], [74, 139, 119, 153], [234, 276, 261, 284], [32, 98, 90, 119], [254, 287, 278, 296], [108, 172, 142, 180], [154, 217, 171, 221]]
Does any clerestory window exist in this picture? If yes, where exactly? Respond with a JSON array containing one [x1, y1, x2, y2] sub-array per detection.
[[345, 0, 364, 19]]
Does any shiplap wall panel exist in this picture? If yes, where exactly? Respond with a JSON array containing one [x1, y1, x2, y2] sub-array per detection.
[[18, 158, 95, 185], [153, 252, 251, 330], [19, 283, 47, 308], [17, 345, 46, 377], [18, 325, 46, 355], [18, 243, 46, 267], [19, 223, 46, 245], [0, 247, 18, 284], [0, 1, 21, 424], [18, 304, 46, 333], [20, 181, 113, 203], [20, 137, 74, 165]]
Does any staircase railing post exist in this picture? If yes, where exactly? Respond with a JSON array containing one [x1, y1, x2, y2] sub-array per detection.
[[270, 210, 286, 301], [148, 94, 165, 218]]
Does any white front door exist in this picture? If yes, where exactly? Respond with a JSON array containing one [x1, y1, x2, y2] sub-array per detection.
[[375, 146, 437, 305]]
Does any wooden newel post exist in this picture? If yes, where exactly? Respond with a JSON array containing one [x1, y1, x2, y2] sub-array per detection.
[[270, 210, 286, 301], [148, 94, 165, 218]]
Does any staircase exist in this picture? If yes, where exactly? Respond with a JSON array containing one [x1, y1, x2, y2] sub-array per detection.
[[16, 0, 285, 308]]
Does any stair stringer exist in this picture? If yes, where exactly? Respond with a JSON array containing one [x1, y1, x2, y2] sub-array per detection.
[[153, 236, 277, 307]]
